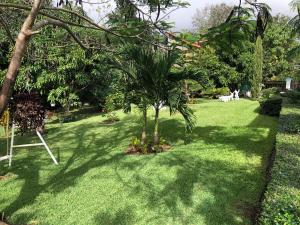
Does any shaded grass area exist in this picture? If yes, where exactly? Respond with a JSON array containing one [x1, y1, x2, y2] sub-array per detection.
[[0, 99, 278, 225], [259, 102, 300, 224]]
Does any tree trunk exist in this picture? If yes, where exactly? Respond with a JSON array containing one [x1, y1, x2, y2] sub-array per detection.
[[153, 106, 160, 145], [65, 101, 71, 114], [141, 108, 147, 145], [184, 80, 190, 102], [0, 0, 44, 117]]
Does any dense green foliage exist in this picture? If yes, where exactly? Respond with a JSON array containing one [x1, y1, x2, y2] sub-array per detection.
[[185, 46, 239, 89], [261, 87, 279, 99], [199, 6, 262, 92], [259, 97, 283, 117], [123, 45, 194, 146], [263, 16, 297, 81], [288, 0, 300, 62], [0, 100, 278, 225], [260, 102, 300, 224], [202, 87, 230, 99], [0, 4, 121, 110], [286, 90, 300, 103]]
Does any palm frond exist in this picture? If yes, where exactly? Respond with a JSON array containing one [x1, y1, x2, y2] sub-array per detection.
[[168, 88, 195, 132]]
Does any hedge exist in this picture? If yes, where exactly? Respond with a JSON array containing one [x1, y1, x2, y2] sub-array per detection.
[[259, 97, 283, 117], [259, 102, 300, 224]]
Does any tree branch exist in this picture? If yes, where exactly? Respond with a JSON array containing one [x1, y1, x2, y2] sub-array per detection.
[[0, 3, 136, 38], [0, 12, 14, 44], [33, 18, 90, 49], [0, 0, 44, 116], [0, 2, 170, 49]]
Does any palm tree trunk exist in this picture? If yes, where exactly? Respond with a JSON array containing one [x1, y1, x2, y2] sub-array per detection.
[[153, 106, 160, 145], [184, 80, 190, 102], [141, 108, 147, 145], [65, 101, 70, 114]]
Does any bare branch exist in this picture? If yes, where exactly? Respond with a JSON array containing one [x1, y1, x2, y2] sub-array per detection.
[[33, 18, 100, 50], [155, 1, 161, 22], [0, 3, 135, 38], [81, 0, 110, 5], [0, 2, 170, 50], [0, 12, 14, 44]]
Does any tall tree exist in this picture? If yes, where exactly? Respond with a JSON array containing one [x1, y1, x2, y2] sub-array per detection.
[[0, 0, 44, 116], [192, 3, 233, 31], [0, 0, 188, 116], [252, 36, 263, 98], [287, 1, 300, 64], [263, 15, 297, 81]]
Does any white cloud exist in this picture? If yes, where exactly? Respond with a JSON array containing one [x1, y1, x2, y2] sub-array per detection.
[[169, 0, 297, 31]]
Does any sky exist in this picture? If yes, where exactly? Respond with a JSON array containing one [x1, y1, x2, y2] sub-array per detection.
[[80, 0, 297, 31], [168, 0, 297, 31]]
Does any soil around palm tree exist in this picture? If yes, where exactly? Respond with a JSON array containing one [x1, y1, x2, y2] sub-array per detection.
[[100, 118, 120, 125], [125, 143, 171, 155]]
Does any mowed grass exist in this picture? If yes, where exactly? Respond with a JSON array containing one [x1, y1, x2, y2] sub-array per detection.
[[0, 99, 278, 225]]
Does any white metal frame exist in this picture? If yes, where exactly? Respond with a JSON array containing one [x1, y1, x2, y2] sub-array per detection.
[[8, 123, 58, 166], [0, 114, 10, 163]]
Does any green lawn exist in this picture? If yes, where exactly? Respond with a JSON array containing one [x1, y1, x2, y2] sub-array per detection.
[[0, 99, 278, 225]]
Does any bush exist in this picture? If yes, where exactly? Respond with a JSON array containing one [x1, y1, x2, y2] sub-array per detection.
[[279, 113, 300, 134], [259, 97, 283, 116], [104, 93, 124, 122], [202, 87, 230, 98], [105, 93, 124, 111], [286, 90, 300, 103], [259, 103, 300, 225], [280, 92, 288, 97], [261, 87, 279, 99]]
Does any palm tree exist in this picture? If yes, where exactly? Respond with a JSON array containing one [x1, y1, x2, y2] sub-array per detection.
[[288, 1, 300, 59], [124, 45, 195, 146], [124, 89, 150, 145]]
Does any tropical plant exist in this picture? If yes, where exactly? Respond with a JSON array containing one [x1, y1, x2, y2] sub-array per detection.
[[184, 46, 239, 88], [287, 1, 300, 82], [0, 0, 189, 116], [202, 2, 272, 92], [123, 45, 195, 146], [263, 15, 297, 81]]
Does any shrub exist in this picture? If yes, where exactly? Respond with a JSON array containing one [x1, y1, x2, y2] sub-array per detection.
[[286, 90, 300, 103], [104, 93, 124, 122], [279, 113, 300, 134], [202, 87, 230, 98], [259, 97, 283, 116], [261, 87, 279, 99], [259, 103, 300, 225], [218, 87, 230, 96], [105, 93, 124, 111], [280, 92, 288, 97]]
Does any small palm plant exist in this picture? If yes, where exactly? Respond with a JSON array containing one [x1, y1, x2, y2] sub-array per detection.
[[124, 45, 195, 148]]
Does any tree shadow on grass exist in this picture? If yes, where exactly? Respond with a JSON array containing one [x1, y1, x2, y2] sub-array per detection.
[[113, 152, 262, 225], [94, 208, 135, 225], [158, 116, 277, 159], [0, 114, 141, 224], [0, 111, 277, 225]]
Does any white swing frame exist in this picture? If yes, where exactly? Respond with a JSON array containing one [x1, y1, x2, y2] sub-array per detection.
[[8, 123, 59, 166], [0, 114, 10, 162]]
